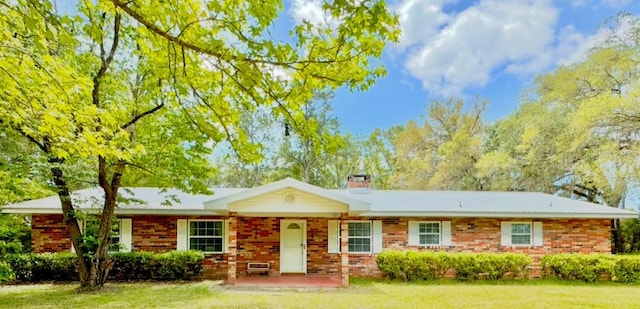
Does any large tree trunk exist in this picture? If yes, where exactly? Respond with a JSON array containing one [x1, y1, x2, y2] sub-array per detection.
[[50, 165, 94, 288], [612, 219, 624, 254], [50, 156, 123, 291]]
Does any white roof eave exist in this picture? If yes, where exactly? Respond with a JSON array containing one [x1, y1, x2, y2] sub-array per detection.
[[1, 207, 217, 216], [357, 211, 638, 219]]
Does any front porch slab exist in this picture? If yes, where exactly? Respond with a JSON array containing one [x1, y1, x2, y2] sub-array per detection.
[[233, 274, 341, 288]]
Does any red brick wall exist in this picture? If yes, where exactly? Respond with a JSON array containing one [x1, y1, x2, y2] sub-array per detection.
[[30, 215, 612, 279], [307, 218, 340, 274], [31, 214, 72, 252], [236, 217, 280, 277], [131, 215, 177, 251], [235, 217, 340, 277], [347, 217, 612, 277]]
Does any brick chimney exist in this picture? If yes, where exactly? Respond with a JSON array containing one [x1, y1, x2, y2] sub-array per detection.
[[347, 174, 370, 193]]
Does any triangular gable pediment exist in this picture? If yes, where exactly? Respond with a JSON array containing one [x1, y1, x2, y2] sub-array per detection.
[[204, 178, 370, 217]]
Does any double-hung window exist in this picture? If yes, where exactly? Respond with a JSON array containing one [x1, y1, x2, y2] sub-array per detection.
[[408, 221, 451, 246], [501, 221, 542, 247], [109, 219, 122, 252], [348, 222, 372, 253], [510, 223, 531, 245], [419, 222, 440, 245], [189, 220, 224, 253]]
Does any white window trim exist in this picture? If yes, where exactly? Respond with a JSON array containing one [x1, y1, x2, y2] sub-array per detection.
[[502, 221, 533, 247], [187, 219, 225, 254], [417, 221, 441, 246], [347, 221, 373, 254], [408, 221, 451, 247]]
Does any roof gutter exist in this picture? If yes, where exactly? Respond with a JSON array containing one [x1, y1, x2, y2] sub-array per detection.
[[1, 208, 217, 216], [358, 211, 639, 219]]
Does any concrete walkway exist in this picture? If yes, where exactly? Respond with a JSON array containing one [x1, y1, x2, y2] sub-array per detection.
[[234, 274, 341, 288]]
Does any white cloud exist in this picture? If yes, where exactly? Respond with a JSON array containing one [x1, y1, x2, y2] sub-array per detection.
[[396, 0, 451, 51], [602, 0, 632, 8], [290, 0, 326, 25], [399, 0, 560, 95]]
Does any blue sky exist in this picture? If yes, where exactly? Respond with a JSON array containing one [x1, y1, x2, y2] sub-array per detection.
[[286, 0, 640, 136]]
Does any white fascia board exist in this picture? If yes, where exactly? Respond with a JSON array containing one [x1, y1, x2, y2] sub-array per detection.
[[234, 212, 341, 218], [358, 211, 639, 219], [2, 208, 64, 215], [1, 208, 218, 216]]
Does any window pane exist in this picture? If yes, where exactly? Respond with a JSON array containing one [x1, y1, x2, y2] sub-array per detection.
[[213, 221, 223, 237], [111, 220, 120, 237], [512, 223, 530, 234], [348, 238, 371, 252], [189, 222, 198, 236], [420, 234, 440, 245], [349, 222, 371, 237], [512, 235, 531, 245], [420, 223, 439, 234], [109, 236, 120, 252], [190, 237, 223, 252]]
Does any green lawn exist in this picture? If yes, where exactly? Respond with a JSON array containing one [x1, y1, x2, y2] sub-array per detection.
[[1, 280, 639, 308]]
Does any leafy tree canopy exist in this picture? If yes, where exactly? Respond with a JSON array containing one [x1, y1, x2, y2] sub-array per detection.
[[0, 0, 399, 289]]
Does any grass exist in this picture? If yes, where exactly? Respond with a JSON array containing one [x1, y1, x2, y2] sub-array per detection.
[[1, 280, 640, 308]]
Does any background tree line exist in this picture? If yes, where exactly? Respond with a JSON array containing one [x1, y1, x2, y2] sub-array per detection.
[[211, 13, 640, 253]]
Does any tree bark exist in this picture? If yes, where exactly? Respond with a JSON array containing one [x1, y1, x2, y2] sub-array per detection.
[[613, 219, 624, 254], [50, 164, 93, 288]]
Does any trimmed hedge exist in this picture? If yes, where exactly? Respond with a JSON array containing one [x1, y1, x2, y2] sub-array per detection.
[[450, 252, 532, 280], [541, 254, 640, 283], [376, 251, 532, 281], [109, 251, 204, 281], [5, 252, 77, 282], [3, 250, 204, 283]]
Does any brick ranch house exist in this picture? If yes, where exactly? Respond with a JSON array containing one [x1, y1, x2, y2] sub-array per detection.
[[2, 176, 637, 286]]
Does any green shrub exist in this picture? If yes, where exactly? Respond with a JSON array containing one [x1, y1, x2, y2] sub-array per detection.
[[110, 251, 156, 280], [375, 251, 406, 280], [376, 251, 530, 282], [5, 251, 204, 283], [613, 256, 640, 283], [449, 253, 531, 280], [405, 251, 451, 280], [153, 250, 204, 280], [4, 252, 78, 282], [0, 261, 14, 283], [0, 240, 24, 260], [541, 254, 640, 283], [541, 254, 604, 282]]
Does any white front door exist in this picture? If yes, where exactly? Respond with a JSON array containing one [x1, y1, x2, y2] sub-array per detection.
[[280, 219, 307, 273]]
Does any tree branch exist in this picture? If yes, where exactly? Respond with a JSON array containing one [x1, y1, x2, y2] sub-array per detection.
[[120, 103, 164, 130], [92, 13, 121, 108], [110, 0, 351, 68]]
